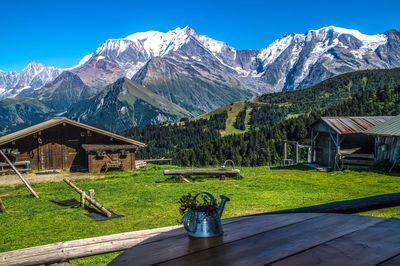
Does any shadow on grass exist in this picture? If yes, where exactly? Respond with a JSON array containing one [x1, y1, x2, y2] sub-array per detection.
[[271, 164, 314, 171], [270, 162, 400, 177]]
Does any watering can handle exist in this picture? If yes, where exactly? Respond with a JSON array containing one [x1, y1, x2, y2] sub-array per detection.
[[193, 192, 217, 205], [183, 210, 192, 232]]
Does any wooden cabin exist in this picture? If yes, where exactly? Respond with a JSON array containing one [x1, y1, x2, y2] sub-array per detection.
[[0, 117, 145, 173], [364, 115, 400, 168], [310, 116, 393, 169]]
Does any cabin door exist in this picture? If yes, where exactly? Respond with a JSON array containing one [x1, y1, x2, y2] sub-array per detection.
[[41, 140, 64, 170]]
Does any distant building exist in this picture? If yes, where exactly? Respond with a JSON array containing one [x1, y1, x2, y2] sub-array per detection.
[[364, 115, 400, 167], [310, 116, 393, 169], [0, 117, 145, 173]]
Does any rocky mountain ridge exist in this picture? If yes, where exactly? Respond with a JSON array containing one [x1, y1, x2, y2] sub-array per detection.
[[1, 26, 400, 134]]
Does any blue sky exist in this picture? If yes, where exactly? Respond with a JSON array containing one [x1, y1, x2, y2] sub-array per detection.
[[1, 0, 399, 72]]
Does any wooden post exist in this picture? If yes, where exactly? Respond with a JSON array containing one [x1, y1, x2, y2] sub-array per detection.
[[284, 142, 287, 160], [80, 192, 86, 208], [0, 150, 39, 198], [63, 178, 112, 217], [310, 130, 314, 162], [295, 142, 299, 164], [0, 198, 5, 213], [89, 189, 95, 202]]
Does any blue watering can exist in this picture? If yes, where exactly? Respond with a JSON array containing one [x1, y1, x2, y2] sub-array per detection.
[[183, 192, 230, 237]]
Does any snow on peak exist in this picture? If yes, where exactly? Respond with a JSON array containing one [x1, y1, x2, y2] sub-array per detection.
[[77, 54, 93, 66], [258, 34, 296, 65], [311, 26, 387, 44], [24, 61, 44, 71], [123, 26, 195, 57]]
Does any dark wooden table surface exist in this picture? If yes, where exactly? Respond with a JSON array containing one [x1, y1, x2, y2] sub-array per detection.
[[109, 213, 400, 265]]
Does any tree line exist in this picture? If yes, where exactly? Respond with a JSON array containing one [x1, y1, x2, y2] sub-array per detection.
[[173, 85, 400, 167], [121, 112, 228, 159]]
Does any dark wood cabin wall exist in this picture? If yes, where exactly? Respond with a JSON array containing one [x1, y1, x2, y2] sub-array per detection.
[[316, 133, 332, 167], [1, 135, 40, 170], [0, 123, 135, 172], [375, 136, 400, 163]]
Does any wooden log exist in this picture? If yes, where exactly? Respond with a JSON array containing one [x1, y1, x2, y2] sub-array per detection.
[[0, 224, 184, 266], [163, 169, 240, 177], [342, 153, 374, 159], [179, 176, 190, 183], [0, 199, 5, 213], [63, 179, 111, 217], [0, 151, 38, 198], [252, 192, 400, 216]]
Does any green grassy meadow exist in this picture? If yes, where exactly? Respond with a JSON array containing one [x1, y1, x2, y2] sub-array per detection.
[[1, 164, 400, 265]]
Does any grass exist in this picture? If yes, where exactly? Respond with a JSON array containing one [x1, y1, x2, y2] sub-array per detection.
[[1, 164, 400, 265]]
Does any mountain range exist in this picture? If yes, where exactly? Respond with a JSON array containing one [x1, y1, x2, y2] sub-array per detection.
[[1, 26, 400, 134]]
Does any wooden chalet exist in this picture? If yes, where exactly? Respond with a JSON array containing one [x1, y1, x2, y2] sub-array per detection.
[[364, 115, 400, 168], [310, 116, 393, 169], [0, 117, 145, 173]]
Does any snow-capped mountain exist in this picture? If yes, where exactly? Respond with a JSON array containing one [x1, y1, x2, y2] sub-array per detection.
[[254, 26, 397, 91], [1, 26, 400, 134], [2, 26, 400, 100], [0, 62, 61, 100], [69, 25, 400, 95]]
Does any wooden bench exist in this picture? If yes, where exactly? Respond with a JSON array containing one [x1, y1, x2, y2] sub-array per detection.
[[0, 161, 31, 176], [163, 169, 240, 181]]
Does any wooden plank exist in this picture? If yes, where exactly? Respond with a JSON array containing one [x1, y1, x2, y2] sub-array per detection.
[[109, 213, 324, 266], [0, 151, 39, 198], [342, 153, 374, 159], [342, 159, 375, 165], [0, 161, 30, 167], [271, 218, 400, 266], [258, 192, 400, 215], [155, 214, 384, 266], [163, 169, 240, 177], [0, 169, 30, 174]]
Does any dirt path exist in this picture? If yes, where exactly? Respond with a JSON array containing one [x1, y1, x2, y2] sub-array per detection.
[[0, 171, 105, 187]]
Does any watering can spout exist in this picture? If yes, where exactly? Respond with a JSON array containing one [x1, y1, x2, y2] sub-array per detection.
[[218, 195, 230, 218]]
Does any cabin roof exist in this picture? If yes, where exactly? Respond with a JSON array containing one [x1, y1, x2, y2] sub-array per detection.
[[364, 115, 400, 137], [314, 116, 394, 135], [0, 117, 145, 147], [82, 144, 138, 152]]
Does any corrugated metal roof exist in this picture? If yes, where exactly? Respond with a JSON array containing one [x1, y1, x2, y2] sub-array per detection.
[[364, 115, 400, 137], [0, 117, 145, 147], [321, 116, 394, 134]]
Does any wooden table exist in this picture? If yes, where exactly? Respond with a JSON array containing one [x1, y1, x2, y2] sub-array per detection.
[[110, 213, 400, 265]]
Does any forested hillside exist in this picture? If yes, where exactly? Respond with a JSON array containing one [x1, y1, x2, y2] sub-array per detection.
[[173, 85, 400, 166], [121, 112, 227, 159], [124, 68, 400, 161]]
